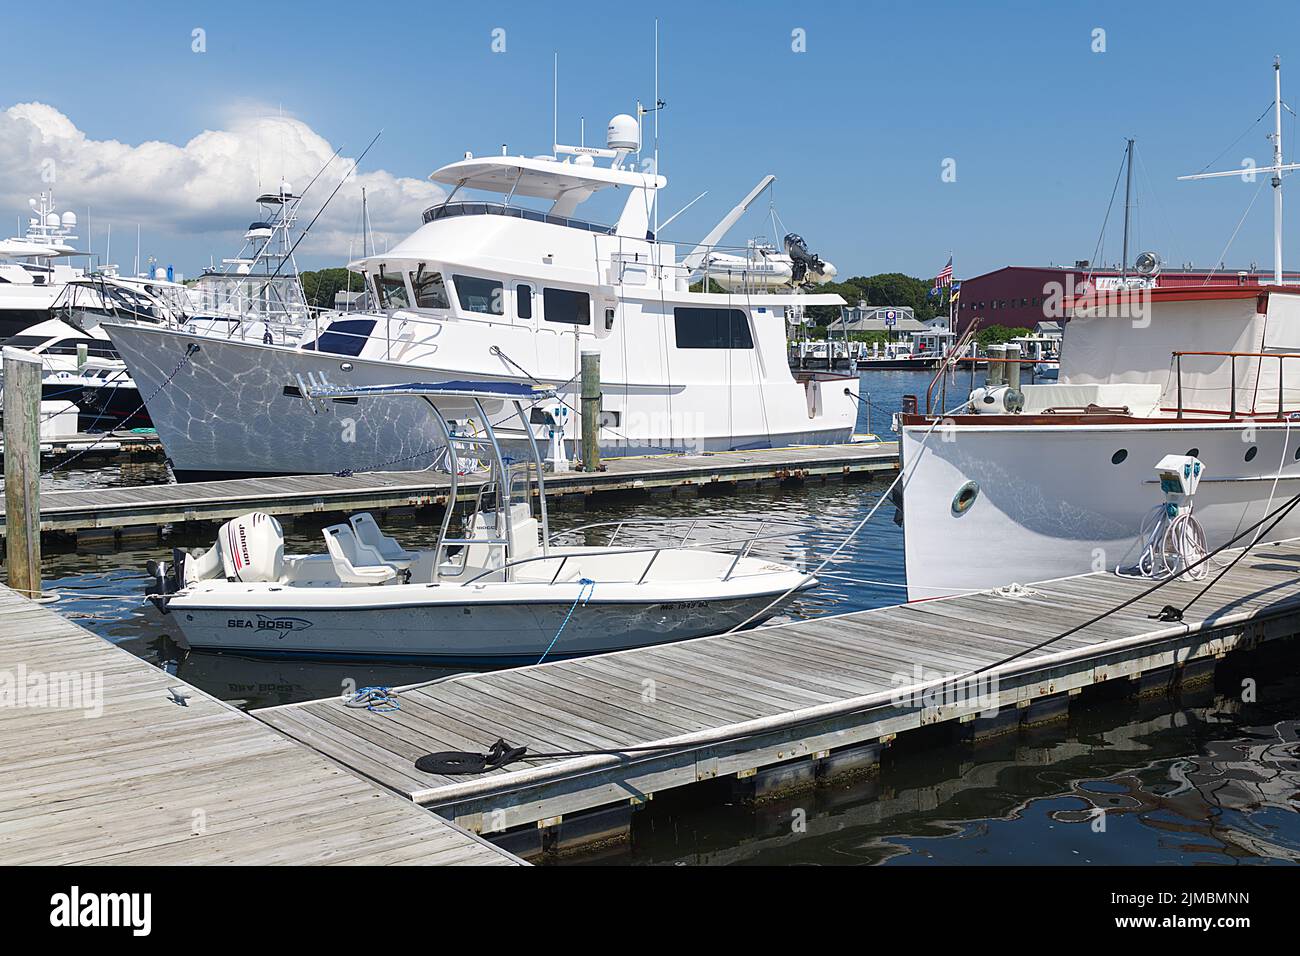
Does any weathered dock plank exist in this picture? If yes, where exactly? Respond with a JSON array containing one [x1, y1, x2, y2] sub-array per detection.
[[0, 585, 520, 865], [0, 441, 897, 539], [255, 540, 1300, 840]]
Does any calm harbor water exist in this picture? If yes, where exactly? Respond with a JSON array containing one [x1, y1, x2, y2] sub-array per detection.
[[28, 369, 1300, 864]]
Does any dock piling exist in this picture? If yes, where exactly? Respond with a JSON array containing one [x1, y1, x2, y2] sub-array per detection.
[[580, 349, 602, 472], [3, 347, 42, 599]]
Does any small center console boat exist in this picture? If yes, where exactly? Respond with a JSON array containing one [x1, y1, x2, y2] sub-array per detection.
[[148, 381, 816, 663]]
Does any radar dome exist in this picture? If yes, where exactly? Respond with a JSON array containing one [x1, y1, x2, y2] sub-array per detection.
[[61, 211, 77, 227], [45, 213, 60, 228], [606, 113, 639, 151]]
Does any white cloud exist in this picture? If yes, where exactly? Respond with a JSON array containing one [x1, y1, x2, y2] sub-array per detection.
[[0, 102, 443, 261]]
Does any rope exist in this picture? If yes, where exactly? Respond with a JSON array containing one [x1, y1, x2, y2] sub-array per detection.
[[720, 398, 966, 634], [42, 344, 199, 477], [345, 686, 400, 713], [412, 480, 1300, 778], [535, 578, 595, 665]]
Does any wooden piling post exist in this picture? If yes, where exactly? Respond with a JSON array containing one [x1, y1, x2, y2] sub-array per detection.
[[3, 347, 42, 600], [580, 349, 602, 472]]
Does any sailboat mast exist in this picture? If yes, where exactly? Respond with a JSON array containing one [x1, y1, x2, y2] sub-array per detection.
[[1121, 138, 1134, 279], [1274, 56, 1284, 285]]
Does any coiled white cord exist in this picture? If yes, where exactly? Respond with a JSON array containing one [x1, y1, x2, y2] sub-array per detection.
[[1120, 502, 1209, 580]]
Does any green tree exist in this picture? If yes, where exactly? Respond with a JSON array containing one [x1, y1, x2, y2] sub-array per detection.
[[806, 273, 942, 326], [974, 325, 1032, 348], [300, 267, 362, 308]]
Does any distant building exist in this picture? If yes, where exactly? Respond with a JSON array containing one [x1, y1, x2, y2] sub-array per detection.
[[333, 289, 367, 311], [955, 264, 1300, 335], [829, 302, 927, 334]]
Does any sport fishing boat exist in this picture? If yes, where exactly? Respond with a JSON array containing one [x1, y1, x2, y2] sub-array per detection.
[[105, 109, 856, 480], [147, 381, 815, 663], [900, 59, 1300, 600]]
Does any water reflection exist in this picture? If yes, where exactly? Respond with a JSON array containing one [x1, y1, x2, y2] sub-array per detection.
[[577, 655, 1300, 866]]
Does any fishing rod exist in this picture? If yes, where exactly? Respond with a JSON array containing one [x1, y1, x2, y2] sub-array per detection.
[[264, 129, 383, 287]]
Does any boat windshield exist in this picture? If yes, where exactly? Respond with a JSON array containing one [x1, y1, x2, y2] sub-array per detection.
[[420, 200, 613, 235], [375, 270, 411, 310]]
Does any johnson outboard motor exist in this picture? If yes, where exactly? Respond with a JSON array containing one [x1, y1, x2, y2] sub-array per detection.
[[148, 512, 286, 613]]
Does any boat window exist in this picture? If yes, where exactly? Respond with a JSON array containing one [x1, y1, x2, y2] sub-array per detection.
[[516, 284, 533, 320], [0, 334, 54, 350], [375, 270, 411, 310], [542, 288, 591, 325], [453, 275, 504, 316], [412, 268, 450, 309], [673, 307, 754, 349], [302, 318, 376, 357], [43, 338, 120, 359]]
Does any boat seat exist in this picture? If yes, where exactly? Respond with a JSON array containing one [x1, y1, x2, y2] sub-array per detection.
[[322, 524, 397, 586], [348, 512, 416, 569]]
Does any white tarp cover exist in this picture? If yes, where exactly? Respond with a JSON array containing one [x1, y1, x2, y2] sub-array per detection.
[[1059, 293, 1300, 414]]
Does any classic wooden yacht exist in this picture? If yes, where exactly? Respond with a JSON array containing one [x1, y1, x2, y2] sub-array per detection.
[[105, 110, 857, 480], [900, 59, 1300, 600]]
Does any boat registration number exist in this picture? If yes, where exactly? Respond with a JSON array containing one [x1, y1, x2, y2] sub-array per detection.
[[658, 601, 709, 611]]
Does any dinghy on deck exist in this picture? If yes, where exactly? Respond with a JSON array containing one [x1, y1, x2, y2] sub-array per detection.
[[148, 381, 815, 663]]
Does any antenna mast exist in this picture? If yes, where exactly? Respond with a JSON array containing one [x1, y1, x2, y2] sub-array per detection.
[[1179, 56, 1298, 285], [1274, 55, 1284, 284], [650, 17, 660, 236], [1121, 138, 1134, 279]]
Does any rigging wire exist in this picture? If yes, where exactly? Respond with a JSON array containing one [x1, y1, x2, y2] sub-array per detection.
[[1191, 100, 1276, 176], [1087, 146, 1129, 280], [1201, 177, 1266, 284]]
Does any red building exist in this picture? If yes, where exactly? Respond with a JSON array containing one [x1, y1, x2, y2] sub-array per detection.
[[955, 264, 1300, 335]]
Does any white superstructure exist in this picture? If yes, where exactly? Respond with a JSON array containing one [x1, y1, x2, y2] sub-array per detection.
[[0, 192, 84, 339]]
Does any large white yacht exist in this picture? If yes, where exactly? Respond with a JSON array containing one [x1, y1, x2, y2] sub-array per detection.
[[0, 193, 84, 339], [105, 112, 856, 480]]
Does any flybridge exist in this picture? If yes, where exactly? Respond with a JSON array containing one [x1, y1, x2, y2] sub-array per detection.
[[422, 111, 666, 238]]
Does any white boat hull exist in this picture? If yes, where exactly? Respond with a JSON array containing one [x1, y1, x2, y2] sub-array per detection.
[[901, 419, 1300, 600], [166, 587, 804, 664], [107, 323, 857, 479]]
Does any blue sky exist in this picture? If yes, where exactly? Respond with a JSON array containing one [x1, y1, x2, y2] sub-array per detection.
[[3, 0, 1299, 280]]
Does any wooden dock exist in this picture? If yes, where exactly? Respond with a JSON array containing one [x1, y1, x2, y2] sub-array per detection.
[[0, 585, 520, 865], [255, 538, 1300, 855], [0, 430, 166, 464], [1, 441, 897, 542]]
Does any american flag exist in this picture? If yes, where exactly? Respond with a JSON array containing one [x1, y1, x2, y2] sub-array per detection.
[[935, 256, 953, 288]]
